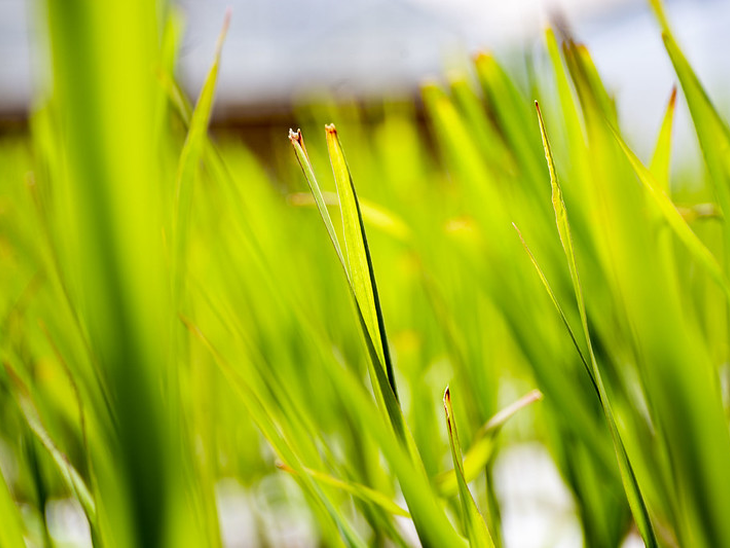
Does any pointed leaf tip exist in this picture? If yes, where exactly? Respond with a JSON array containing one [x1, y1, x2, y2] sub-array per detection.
[[215, 8, 232, 57]]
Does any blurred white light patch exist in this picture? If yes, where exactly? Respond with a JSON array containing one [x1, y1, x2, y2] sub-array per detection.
[[45, 498, 92, 548], [495, 442, 582, 547]]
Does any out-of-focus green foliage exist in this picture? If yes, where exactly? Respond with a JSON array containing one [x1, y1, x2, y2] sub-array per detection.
[[1, 0, 730, 546]]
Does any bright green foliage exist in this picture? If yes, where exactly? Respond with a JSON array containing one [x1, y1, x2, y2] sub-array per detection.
[[2, 0, 730, 546]]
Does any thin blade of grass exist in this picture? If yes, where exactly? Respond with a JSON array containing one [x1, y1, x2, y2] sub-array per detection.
[[172, 9, 230, 300], [609, 124, 730, 303], [3, 362, 96, 525], [278, 463, 410, 518], [534, 102, 658, 548], [289, 129, 347, 270], [436, 389, 542, 497], [289, 129, 406, 441], [649, 0, 730, 240], [650, 87, 677, 189], [443, 387, 495, 548]]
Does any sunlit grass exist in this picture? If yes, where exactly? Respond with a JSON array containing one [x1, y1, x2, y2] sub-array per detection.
[[1, 0, 730, 546]]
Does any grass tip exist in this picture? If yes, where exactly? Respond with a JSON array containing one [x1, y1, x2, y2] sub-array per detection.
[[669, 85, 677, 107]]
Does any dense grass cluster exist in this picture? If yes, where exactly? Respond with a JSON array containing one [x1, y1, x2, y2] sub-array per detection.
[[3, 0, 730, 546]]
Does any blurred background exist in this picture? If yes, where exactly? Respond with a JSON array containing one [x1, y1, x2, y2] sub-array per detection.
[[2, 0, 730, 156], [2, 1, 730, 547]]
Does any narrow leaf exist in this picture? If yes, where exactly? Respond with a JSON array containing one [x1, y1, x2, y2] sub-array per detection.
[[288, 129, 347, 269], [436, 389, 543, 497], [650, 0, 730, 236], [173, 9, 231, 298], [443, 387, 495, 548], [278, 463, 410, 518], [534, 102, 658, 548], [325, 125, 397, 400], [609, 124, 730, 303], [4, 363, 97, 524], [649, 87, 677, 189]]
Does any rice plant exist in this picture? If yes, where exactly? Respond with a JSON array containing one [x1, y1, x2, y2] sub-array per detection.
[[1, 0, 730, 546]]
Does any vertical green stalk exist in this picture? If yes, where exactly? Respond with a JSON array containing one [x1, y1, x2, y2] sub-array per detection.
[[45, 1, 172, 546]]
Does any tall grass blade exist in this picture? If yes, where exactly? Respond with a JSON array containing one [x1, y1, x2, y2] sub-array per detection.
[[650, 87, 677, 189], [278, 463, 410, 518], [649, 0, 730, 238], [173, 9, 231, 299], [325, 125, 397, 399], [609, 124, 730, 302], [534, 102, 658, 547], [443, 387, 495, 548]]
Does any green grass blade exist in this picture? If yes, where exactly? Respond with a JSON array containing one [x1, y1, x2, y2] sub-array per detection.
[[650, 87, 677, 189], [436, 390, 542, 497], [289, 129, 347, 269], [325, 125, 397, 400], [288, 191, 411, 243], [534, 102, 658, 548], [649, 0, 730, 235], [173, 9, 231, 299], [278, 463, 410, 518], [4, 362, 97, 525], [443, 387, 495, 548], [179, 316, 365, 548], [289, 128, 405, 441], [609, 124, 730, 303]]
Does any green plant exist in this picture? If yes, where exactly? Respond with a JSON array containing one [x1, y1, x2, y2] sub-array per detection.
[[1, 0, 730, 546]]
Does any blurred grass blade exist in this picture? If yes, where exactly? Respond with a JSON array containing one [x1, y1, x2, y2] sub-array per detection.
[[650, 87, 677, 189], [649, 0, 730, 234], [180, 316, 366, 548], [173, 9, 231, 297], [609, 124, 730, 302], [288, 191, 411, 243], [325, 125, 398, 400], [436, 389, 542, 497], [535, 102, 658, 547], [4, 363, 97, 525], [0, 467, 26, 547], [443, 387, 495, 548], [278, 463, 410, 518]]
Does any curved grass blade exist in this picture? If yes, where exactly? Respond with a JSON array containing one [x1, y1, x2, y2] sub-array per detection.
[[443, 387, 495, 548], [608, 124, 730, 303], [290, 128, 466, 546], [278, 463, 410, 518], [436, 389, 542, 497], [534, 102, 658, 548], [649, 0, 730, 241], [3, 362, 97, 525]]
